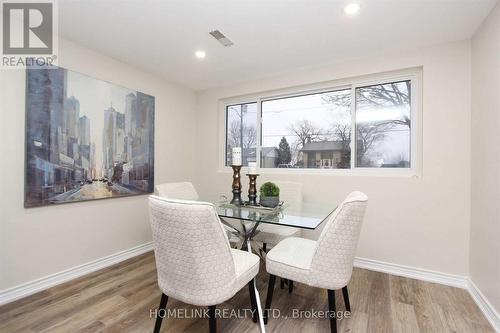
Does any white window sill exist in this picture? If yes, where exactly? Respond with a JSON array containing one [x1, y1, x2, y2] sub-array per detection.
[[217, 166, 421, 179]]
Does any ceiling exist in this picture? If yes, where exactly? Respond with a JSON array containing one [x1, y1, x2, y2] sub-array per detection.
[[59, 0, 498, 91]]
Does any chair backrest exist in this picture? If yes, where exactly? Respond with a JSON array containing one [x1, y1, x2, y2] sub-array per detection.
[[155, 182, 199, 200], [272, 181, 303, 207], [149, 195, 236, 306], [309, 191, 368, 290]]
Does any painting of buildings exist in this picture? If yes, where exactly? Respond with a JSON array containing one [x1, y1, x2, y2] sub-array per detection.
[[25, 67, 155, 207]]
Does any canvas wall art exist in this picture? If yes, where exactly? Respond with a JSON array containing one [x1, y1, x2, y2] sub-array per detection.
[[25, 67, 155, 207]]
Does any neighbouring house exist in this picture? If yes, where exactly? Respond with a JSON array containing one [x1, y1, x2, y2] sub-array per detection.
[[260, 147, 279, 168], [301, 141, 349, 168]]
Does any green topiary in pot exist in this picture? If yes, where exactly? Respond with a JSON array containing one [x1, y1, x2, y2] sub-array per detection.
[[259, 182, 280, 207]]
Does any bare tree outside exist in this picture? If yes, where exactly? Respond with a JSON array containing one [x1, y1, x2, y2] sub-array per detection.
[[331, 120, 352, 168], [289, 119, 324, 149], [322, 81, 411, 167], [356, 81, 411, 127], [356, 81, 411, 167], [227, 119, 257, 149]]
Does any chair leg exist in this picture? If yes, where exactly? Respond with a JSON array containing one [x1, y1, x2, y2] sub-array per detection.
[[208, 305, 216, 333], [248, 280, 258, 323], [264, 274, 276, 324], [342, 286, 351, 312], [153, 293, 168, 333], [288, 280, 294, 294], [327, 290, 337, 333]]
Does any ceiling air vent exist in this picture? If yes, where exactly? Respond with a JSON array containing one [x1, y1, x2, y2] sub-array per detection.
[[209, 30, 234, 47]]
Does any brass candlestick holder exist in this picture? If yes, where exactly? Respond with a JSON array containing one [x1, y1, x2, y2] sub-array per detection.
[[247, 174, 259, 206], [230, 165, 243, 205]]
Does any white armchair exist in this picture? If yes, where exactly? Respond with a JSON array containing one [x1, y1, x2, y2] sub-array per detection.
[[149, 196, 261, 333], [155, 182, 240, 246], [155, 182, 199, 200], [263, 191, 368, 333]]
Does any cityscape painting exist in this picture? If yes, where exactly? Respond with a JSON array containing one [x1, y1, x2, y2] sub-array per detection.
[[25, 67, 155, 207]]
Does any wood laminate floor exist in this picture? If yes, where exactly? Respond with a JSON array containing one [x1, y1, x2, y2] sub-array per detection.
[[0, 252, 493, 333]]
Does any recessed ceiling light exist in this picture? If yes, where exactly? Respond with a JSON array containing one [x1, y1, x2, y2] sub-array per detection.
[[344, 3, 360, 15], [195, 50, 206, 59]]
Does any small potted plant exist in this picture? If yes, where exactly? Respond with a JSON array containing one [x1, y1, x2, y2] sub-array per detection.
[[259, 182, 280, 208]]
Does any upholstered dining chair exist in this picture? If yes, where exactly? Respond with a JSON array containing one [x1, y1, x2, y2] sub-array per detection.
[[263, 191, 368, 333], [155, 181, 199, 200], [149, 196, 261, 333], [155, 182, 240, 246]]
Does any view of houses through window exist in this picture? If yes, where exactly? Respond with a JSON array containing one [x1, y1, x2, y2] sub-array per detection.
[[261, 89, 351, 169], [225, 79, 412, 170]]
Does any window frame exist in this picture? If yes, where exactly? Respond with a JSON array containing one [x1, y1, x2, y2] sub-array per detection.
[[218, 68, 422, 177]]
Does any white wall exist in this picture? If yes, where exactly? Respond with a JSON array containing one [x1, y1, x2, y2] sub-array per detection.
[[0, 39, 197, 290], [195, 41, 472, 276], [471, 2, 500, 316]]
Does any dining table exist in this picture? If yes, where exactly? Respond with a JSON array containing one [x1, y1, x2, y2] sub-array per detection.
[[200, 196, 337, 333]]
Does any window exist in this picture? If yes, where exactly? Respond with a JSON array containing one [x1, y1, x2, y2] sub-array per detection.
[[225, 103, 258, 166], [261, 89, 351, 169], [223, 74, 417, 173], [355, 81, 411, 168]]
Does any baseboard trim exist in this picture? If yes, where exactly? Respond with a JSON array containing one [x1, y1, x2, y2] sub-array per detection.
[[354, 257, 500, 332], [354, 257, 469, 289], [468, 279, 500, 332], [0, 242, 154, 306]]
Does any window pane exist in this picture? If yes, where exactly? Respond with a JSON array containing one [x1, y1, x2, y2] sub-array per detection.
[[225, 103, 258, 166], [355, 81, 411, 168], [261, 89, 351, 169]]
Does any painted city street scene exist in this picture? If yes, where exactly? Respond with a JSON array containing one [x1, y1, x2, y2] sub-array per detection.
[[25, 67, 155, 207]]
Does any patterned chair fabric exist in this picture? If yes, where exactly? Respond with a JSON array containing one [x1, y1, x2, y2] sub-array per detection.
[[155, 182, 199, 200], [266, 191, 368, 290], [252, 181, 303, 245], [149, 196, 260, 306], [155, 182, 239, 245]]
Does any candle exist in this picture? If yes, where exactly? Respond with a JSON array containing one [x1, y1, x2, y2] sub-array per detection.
[[232, 147, 242, 166], [248, 162, 257, 175]]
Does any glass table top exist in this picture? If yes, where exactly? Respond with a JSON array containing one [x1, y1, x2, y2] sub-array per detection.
[[201, 196, 336, 230]]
